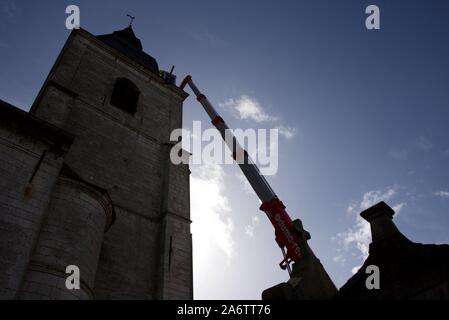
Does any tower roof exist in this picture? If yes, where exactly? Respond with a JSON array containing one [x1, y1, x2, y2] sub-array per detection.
[[96, 26, 159, 75]]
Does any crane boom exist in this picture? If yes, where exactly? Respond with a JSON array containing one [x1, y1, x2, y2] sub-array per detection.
[[180, 75, 303, 272]]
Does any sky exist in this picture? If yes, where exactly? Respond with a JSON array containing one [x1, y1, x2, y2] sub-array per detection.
[[1, 0, 449, 299]]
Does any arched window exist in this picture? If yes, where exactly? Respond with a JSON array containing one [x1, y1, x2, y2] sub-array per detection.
[[110, 78, 140, 115]]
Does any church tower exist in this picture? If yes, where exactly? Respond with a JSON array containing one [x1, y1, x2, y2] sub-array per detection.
[[0, 25, 192, 299]]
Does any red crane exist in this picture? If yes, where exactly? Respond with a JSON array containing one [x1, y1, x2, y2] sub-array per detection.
[[180, 75, 308, 274]]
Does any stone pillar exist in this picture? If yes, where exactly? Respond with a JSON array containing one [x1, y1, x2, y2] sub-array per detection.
[[18, 174, 115, 299], [360, 201, 407, 243]]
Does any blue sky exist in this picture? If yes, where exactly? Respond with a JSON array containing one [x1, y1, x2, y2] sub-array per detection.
[[1, 0, 449, 299]]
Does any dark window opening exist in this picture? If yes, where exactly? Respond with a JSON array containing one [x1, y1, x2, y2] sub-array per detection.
[[110, 78, 140, 115]]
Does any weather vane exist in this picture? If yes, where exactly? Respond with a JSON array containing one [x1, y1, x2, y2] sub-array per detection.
[[126, 14, 135, 27]]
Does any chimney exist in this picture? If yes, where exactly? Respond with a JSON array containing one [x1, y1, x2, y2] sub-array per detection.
[[360, 201, 407, 243]]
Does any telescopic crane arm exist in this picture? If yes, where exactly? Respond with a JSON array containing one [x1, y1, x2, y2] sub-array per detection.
[[180, 75, 307, 273]]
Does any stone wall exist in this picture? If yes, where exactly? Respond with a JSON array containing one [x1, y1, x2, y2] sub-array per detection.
[[0, 103, 72, 299], [158, 146, 193, 299]]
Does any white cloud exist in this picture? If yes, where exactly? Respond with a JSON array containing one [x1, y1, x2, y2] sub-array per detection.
[[335, 187, 406, 271], [351, 264, 363, 275], [275, 125, 297, 140], [346, 204, 356, 215], [190, 163, 235, 260], [337, 215, 371, 261], [360, 188, 396, 210], [392, 202, 406, 213], [220, 95, 298, 141], [435, 191, 449, 199], [244, 226, 254, 238], [220, 95, 277, 123], [414, 136, 433, 152], [333, 254, 346, 265], [244, 215, 261, 238]]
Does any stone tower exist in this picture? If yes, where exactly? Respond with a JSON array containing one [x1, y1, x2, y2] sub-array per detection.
[[0, 26, 192, 299]]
